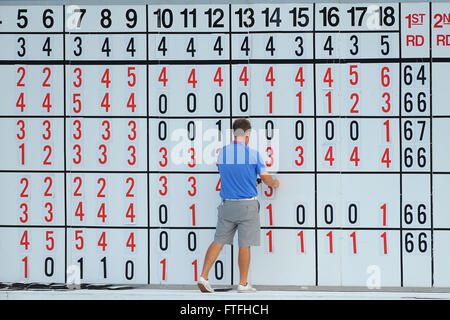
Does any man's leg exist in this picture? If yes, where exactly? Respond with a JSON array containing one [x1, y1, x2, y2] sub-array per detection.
[[200, 241, 224, 280], [238, 246, 250, 285]]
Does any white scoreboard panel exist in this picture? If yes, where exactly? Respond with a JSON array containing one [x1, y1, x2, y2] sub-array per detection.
[[0, 1, 450, 289]]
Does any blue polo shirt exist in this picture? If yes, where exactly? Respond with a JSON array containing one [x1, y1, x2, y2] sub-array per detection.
[[217, 141, 266, 199]]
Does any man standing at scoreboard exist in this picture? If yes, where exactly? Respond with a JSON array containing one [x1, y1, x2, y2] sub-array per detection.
[[197, 118, 280, 293]]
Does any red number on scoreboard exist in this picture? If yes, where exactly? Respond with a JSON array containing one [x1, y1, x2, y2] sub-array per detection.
[[239, 66, 249, 86], [188, 68, 197, 88], [45, 231, 54, 251], [125, 177, 135, 198], [265, 66, 275, 86], [43, 176, 53, 197], [73, 67, 82, 87], [17, 120, 26, 140], [297, 231, 305, 253], [75, 230, 84, 250], [381, 67, 390, 87], [214, 67, 223, 87], [266, 230, 273, 253], [159, 67, 168, 86], [101, 68, 111, 88], [42, 67, 51, 87], [98, 232, 107, 251], [126, 232, 136, 252], [20, 230, 30, 250], [159, 147, 168, 167], [17, 67, 26, 87], [127, 67, 136, 87], [159, 176, 168, 196], [187, 176, 197, 197]]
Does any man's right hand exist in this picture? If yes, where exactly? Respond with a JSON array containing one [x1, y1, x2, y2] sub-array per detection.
[[272, 179, 280, 188], [260, 172, 280, 188]]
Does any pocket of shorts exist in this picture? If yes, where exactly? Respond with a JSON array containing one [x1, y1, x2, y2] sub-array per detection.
[[257, 200, 260, 213]]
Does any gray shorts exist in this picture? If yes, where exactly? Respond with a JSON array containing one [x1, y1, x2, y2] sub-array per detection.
[[214, 199, 261, 247]]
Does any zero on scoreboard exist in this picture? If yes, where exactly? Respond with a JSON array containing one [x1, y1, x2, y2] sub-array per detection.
[[0, 1, 450, 288]]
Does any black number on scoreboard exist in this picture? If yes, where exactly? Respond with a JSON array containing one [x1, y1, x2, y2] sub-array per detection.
[[404, 232, 428, 253], [159, 231, 168, 251], [205, 8, 224, 28], [261, 7, 282, 27], [214, 260, 224, 280], [348, 203, 358, 224], [324, 204, 334, 224], [102, 37, 111, 57], [17, 37, 26, 57], [213, 36, 223, 56], [235, 8, 255, 28], [289, 7, 309, 27], [42, 9, 55, 28], [77, 257, 84, 280], [295, 120, 304, 140], [73, 36, 83, 56], [187, 93, 196, 113], [158, 121, 167, 140], [44, 257, 54, 277], [17, 9, 28, 28], [127, 37, 136, 57], [347, 7, 367, 26], [404, 203, 427, 225], [159, 94, 168, 114], [154, 8, 174, 28], [159, 204, 168, 224], [296, 204, 306, 225], [125, 9, 138, 28], [158, 37, 168, 56], [125, 260, 134, 280], [265, 120, 274, 140], [100, 256, 107, 278], [319, 6, 340, 27], [188, 232, 197, 251], [100, 9, 112, 28], [187, 121, 196, 141]]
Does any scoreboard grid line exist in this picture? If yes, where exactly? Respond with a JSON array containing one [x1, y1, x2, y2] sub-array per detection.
[[1, 225, 445, 231], [398, 2, 404, 288], [227, 2, 234, 287], [0, 31, 404, 35], [429, 0, 434, 288], [146, 3, 151, 286], [1, 170, 449, 174], [1, 114, 449, 119], [4, 57, 450, 65], [312, 2, 318, 287], [62, 4, 68, 284]]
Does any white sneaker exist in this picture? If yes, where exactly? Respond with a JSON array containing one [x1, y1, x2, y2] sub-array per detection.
[[237, 282, 257, 293], [197, 276, 214, 293]]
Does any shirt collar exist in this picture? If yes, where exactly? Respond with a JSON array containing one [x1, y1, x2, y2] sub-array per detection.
[[233, 140, 246, 146]]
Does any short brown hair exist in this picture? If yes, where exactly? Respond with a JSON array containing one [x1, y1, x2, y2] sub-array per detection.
[[233, 118, 251, 136]]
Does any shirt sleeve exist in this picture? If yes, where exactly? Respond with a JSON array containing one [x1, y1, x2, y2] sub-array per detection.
[[256, 151, 267, 175]]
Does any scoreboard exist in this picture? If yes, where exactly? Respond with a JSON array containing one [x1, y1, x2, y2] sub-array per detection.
[[1, 1, 450, 289]]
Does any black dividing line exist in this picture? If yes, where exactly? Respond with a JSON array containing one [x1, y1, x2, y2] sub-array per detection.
[[0, 170, 441, 175], [62, 4, 68, 285], [146, 3, 151, 286], [0, 225, 440, 231], [312, 3, 318, 288], [2, 114, 450, 120], [429, 0, 434, 288], [228, 3, 234, 287], [1, 57, 445, 66], [398, 2, 404, 288]]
